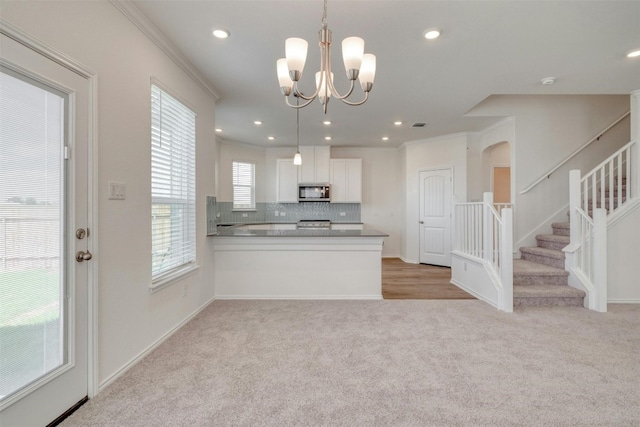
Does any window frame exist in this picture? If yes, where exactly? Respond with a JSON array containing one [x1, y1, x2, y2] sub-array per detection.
[[232, 160, 256, 211], [150, 82, 198, 291]]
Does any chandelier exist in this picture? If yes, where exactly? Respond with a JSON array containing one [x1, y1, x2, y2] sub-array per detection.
[[276, 0, 376, 113]]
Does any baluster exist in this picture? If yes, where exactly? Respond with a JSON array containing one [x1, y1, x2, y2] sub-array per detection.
[[608, 159, 614, 213], [617, 153, 623, 210], [625, 146, 631, 202]]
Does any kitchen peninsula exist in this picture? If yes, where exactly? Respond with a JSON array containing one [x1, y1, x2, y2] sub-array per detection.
[[211, 223, 388, 299]]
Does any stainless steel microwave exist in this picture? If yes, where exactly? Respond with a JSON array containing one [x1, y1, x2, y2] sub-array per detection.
[[298, 184, 330, 202]]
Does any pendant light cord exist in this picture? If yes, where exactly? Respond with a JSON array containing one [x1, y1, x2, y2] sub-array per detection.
[[296, 95, 300, 151]]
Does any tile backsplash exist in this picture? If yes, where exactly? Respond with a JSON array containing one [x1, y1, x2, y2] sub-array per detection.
[[214, 201, 361, 224]]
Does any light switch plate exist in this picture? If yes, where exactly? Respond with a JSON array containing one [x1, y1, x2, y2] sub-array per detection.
[[108, 181, 126, 200]]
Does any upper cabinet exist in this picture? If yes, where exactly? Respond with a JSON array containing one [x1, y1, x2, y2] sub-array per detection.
[[330, 159, 362, 203], [276, 158, 299, 203], [299, 146, 330, 183]]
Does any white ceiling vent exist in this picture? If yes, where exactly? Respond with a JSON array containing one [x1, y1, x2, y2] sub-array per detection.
[[411, 122, 428, 128]]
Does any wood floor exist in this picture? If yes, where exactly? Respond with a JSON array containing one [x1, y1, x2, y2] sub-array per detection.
[[382, 258, 476, 300]]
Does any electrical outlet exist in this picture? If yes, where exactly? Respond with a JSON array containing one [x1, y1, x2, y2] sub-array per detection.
[[274, 211, 279, 217]]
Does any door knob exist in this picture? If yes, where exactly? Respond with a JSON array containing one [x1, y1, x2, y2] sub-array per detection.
[[419, 221, 424, 224], [76, 250, 93, 262]]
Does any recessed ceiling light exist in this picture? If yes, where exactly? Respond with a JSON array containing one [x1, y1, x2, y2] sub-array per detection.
[[215, 128, 222, 133], [393, 121, 403, 126], [424, 28, 441, 40], [267, 136, 275, 140], [541, 77, 555, 85], [627, 49, 640, 58], [324, 136, 332, 140], [323, 120, 332, 125], [382, 136, 389, 141], [254, 120, 262, 125], [212, 29, 230, 39]]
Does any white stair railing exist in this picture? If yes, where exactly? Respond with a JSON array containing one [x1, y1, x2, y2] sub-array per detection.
[[455, 193, 513, 312], [579, 140, 635, 216], [567, 140, 636, 312]]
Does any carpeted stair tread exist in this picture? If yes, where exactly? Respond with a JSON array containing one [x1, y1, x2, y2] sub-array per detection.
[[519, 246, 565, 259], [535, 233, 570, 250], [551, 222, 570, 236], [513, 259, 569, 277], [536, 234, 570, 243], [514, 284, 585, 298]]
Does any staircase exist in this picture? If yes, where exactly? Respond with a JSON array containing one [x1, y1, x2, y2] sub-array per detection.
[[513, 173, 629, 308], [513, 222, 585, 307]]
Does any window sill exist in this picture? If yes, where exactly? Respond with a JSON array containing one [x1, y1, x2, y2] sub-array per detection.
[[150, 263, 200, 293]]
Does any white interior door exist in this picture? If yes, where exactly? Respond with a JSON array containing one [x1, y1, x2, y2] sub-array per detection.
[[0, 33, 91, 426], [419, 169, 452, 266]]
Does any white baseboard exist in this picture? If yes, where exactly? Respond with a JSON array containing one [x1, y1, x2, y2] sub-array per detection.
[[98, 295, 217, 393], [214, 295, 383, 300], [398, 256, 418, 264], [608, 299, 640, 304]]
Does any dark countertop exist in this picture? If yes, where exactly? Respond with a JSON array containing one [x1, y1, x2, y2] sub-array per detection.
[[212, 224, 387, 238]]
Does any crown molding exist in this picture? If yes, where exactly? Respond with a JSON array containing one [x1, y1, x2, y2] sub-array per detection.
[[110, 0, 220, 101]]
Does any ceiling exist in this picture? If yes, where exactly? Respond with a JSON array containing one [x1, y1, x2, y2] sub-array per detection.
[[131, 0, 640, 148]]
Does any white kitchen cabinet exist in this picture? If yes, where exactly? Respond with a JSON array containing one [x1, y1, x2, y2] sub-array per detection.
[[299, 146, 330, 183], [276, 158, 299, 203], [330, 158, 362, 203]]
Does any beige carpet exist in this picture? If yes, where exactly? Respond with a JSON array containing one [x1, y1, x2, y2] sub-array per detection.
[[62, 300, 640, 426]]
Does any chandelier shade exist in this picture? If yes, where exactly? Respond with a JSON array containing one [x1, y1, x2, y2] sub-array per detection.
[[276, 0, 376, 113]]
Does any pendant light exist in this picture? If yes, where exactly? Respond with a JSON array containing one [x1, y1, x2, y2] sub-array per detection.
[[293, 95, 302, 165]]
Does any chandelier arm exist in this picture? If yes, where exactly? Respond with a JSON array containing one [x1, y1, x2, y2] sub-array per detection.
[[284, 94, 316, 109], [324, 42, 356, 101], [338, 91, 369, 106]]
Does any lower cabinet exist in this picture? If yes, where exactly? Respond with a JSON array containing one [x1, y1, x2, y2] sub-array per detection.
[[276, 158, 299, 203], [330, 158, 362, 203]]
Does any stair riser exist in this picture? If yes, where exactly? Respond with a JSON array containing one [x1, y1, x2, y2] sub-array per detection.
[[536, 239, 568, 250], [552, 227, 570, 237], [513, 274, 568, 286], [514, 297, 584, 307], [520, 252, 565, 269]]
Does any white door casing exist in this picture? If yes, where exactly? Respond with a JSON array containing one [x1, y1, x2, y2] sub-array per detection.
[[0, 27, 95, 426], [419, 169, 452, 266]]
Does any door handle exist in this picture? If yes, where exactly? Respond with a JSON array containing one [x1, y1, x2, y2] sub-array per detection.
[[76, 250, 93, 262], [419, 221, 424, 224]]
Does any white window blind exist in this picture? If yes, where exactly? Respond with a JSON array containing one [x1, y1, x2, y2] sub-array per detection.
[[151, 84, 196, 282], [232, 161, 255, 210]]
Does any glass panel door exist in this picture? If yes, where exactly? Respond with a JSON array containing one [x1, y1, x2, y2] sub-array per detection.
[[0, 69, 66, 402]]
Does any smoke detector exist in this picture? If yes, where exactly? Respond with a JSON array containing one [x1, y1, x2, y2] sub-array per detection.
[[541, 77, 555, 85]]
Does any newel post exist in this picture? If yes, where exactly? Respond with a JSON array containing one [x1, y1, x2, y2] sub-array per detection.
[[500, 207, 513, 313], [569, 170, 581, 245], [482, 192, 493, 262], [592, 208, 608, 312]]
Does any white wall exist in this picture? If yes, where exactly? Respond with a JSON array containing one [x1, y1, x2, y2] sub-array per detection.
[[467, 95, 630, 248], [1, 1, 218, 388], [608, 205, 640, 302], [217, 140, 266, 202], [403, 134, 468, 263], [331, 147, 403, 257]]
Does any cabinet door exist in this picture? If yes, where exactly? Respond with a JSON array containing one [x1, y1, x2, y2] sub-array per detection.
[[345, 159, 362, 202], [314, 146, 331, 182], [330, 159, 347, 202], [298, 146, 316, 183], [276, 158, 299, 203]]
